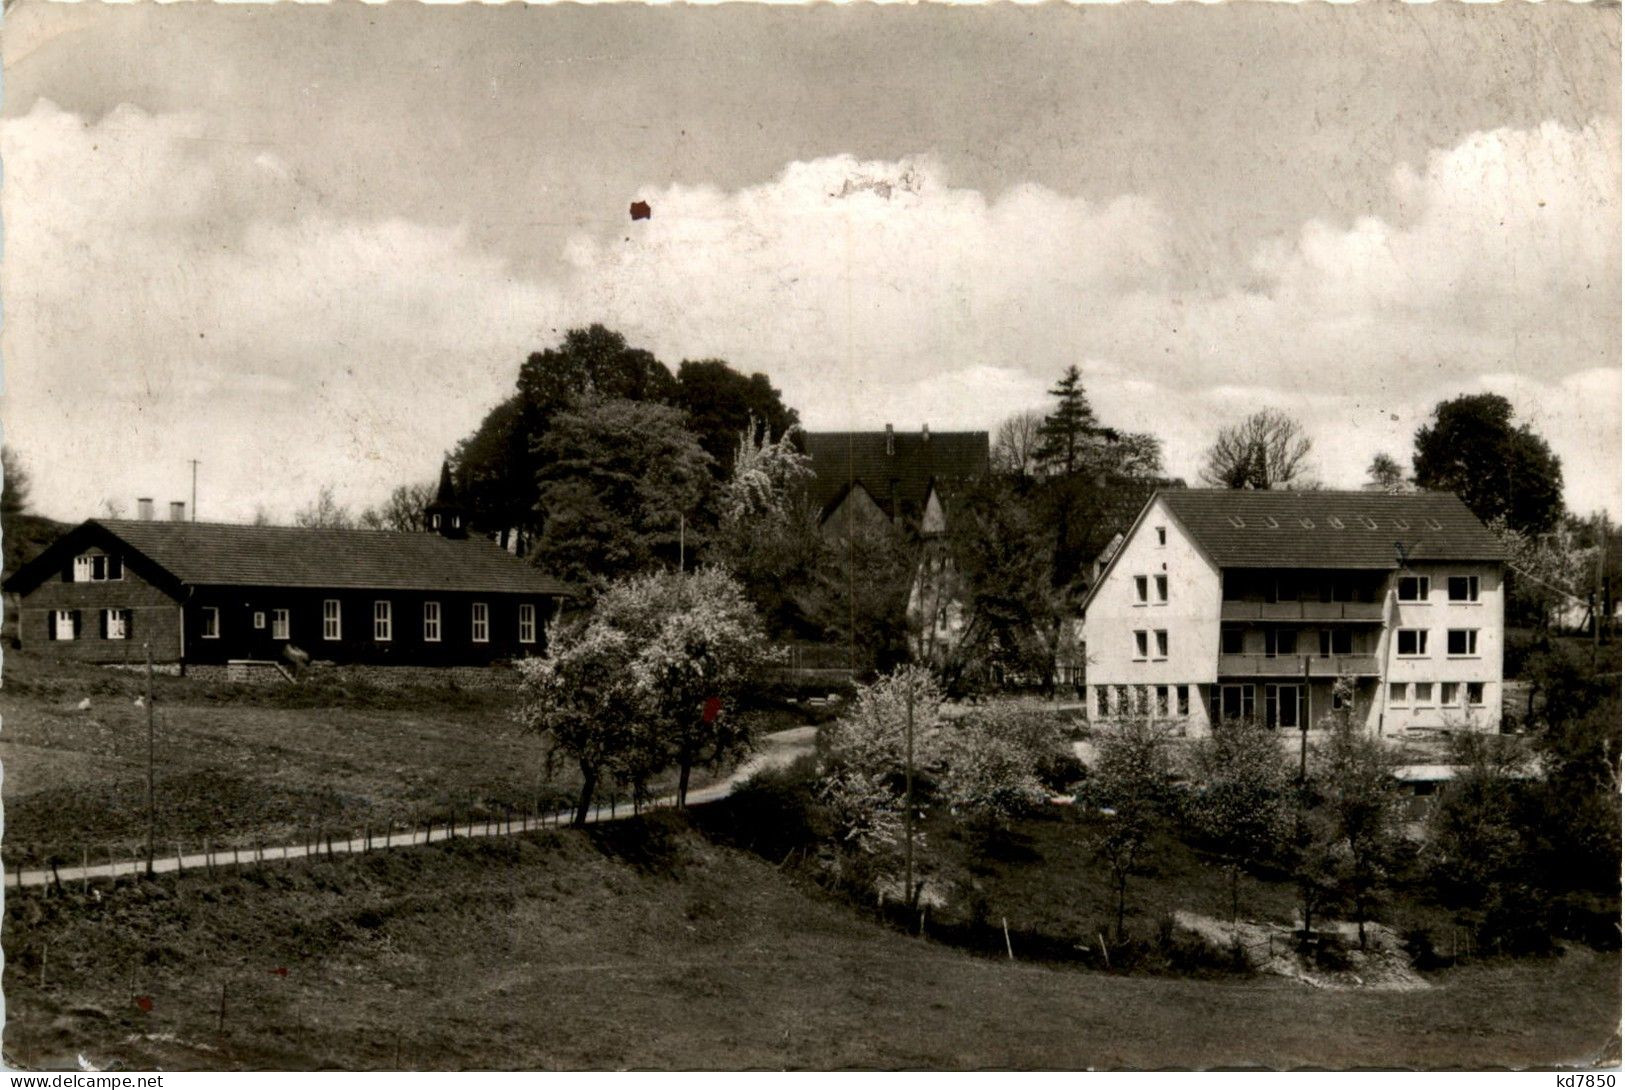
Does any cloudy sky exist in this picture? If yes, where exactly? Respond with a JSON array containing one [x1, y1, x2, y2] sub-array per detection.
[[3, 2, 1619, 524]]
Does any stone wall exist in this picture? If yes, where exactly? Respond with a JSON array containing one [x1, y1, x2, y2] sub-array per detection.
[[181, 659, 519, 689]]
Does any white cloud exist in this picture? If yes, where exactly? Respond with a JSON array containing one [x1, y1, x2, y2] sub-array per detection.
[[3, 103, 1617, 524]]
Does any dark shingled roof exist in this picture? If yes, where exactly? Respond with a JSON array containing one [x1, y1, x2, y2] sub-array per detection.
[[1156, 489, 1505, 569], [798, 430, 988, 523], [78, 519, 576, 595]]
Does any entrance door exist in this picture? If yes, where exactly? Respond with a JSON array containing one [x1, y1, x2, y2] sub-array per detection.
[[1266, 684, 1302, 729]]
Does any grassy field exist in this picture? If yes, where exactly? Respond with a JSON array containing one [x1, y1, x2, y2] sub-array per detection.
[[4, 817, 1617, 1071], [0, 650, 768, 867]]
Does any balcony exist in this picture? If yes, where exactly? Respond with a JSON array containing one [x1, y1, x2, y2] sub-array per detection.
[[1218, 654, 1381, 678], [1220, 601, 1385, 623]]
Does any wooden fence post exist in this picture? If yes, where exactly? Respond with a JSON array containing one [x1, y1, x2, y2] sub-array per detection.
[[82, 847, 89, 895]]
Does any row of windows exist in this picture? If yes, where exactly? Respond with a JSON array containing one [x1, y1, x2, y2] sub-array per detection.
[[1132, 629, 1168, 660], [1390, 681, 1487, 708], [1095, 683, 1191, 720], [1219, 627, 1361, 657], [50, 609, 131, 641], [1132, 574, 1169, 604], [195, 600, 537, 645], [68, 554, 124, 582], [1395, 628, 1480, 657], [1397, 575, 1481, 603]]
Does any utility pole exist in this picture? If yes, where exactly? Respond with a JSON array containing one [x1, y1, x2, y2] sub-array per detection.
[[1593, 512, 1604, 669], [145, 642, 156, 878], [189, 459, 200, 521], [903, 676, 915, 914], [1298, 655, 1310, 783], [679, 513, 685, 574]]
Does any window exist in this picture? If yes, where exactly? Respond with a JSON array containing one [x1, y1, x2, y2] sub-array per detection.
[[71, 554, 123, 582], [51, 609, 77, 641], [1114, 685, 1130, 713], [201, 607, 220, 639], [1154, 575, 1168, 603], [1389, 682, 1408, 705], [1447, 629, 1478, 657], [1154, 630, 1168, 659], [1135, 686, 1150, 716], [374, 600, 393, 642], [1134, 576, 1149, 603], [1398, 576, 1430, 602], [519, 603, 537, 644], [1396, 629, 1428, 657], [1219, 684, 1255, 721], [1440, 682, 1460, 706], [1266, 684, 1300, 729], [423, 601, 442, 642], [272, 609, 290, 640], [1156, 685, 1170, 717], [472, 602, 490, 643], [103, 609, 130, 640], [1332, 687, 1348, 711], [253, 611, 266, 630], [1327, 516, 1345, 530], [1319, 629, 1353, 657], [1155, 526, 1167, 546], [1264, 629, 1297, 658], [1447, 575, 1480, 602], [1134, 630, 1148, 659], [1221, 626, 1244, 655], [1176, 685, 1190, 717], [1414, 682, 1434, 706], [1095, 687, 1110, 718], [1466, 682, 1486, 707], [431, 513, 442, 529], [323, 599, 341, 641]]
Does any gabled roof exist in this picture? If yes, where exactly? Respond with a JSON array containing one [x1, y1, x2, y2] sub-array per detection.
[[798, 430, 988, 523], [6, 519, 575, 596], [1156, 489, 1505, 569]]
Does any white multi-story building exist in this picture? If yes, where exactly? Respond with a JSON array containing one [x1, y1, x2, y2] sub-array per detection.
[[1078, 490, 1505, 736]]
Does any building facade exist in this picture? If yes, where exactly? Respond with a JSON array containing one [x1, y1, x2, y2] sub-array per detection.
[[4, 505, 574, 674], [1078, 489, 1505, 736]]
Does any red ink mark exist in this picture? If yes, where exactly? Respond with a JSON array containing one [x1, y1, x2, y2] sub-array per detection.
[[271, 967, 289, 978], [135, 996, 154, 1013], [702, 697, 722, 724], [629, 201, 651, 221]]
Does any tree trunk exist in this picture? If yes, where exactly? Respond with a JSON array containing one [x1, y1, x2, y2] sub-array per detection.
[[1230, 863, 1240, 929], [677, 759, 693, 809], [1115, 871, 1128, 943], [574, 765, 598, 827]]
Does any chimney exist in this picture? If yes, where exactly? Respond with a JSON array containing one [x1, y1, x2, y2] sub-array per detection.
[[885, 423, 895, 456], [137, 497, 154, 521], [169, 501, 186, 522], [922, 423, 930, 441]]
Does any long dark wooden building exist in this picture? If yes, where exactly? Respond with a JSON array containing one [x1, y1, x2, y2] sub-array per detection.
[[3, 496, 574, 672]]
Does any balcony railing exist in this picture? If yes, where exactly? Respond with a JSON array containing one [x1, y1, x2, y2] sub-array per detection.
[[1217, 654, 1381, 678], [1220, 601, 1385, 622]]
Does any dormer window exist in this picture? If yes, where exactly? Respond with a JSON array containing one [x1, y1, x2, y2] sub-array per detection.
[[1359, 516, 1378, 530], [1227, 516, 1245, 528], [1327, 517, 1344, 529], [432, 513, 442, 529]]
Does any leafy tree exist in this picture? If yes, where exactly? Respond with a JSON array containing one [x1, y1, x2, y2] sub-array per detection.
[[712, 420, 824, 634], [933, 703, 1070, 823], [803, 514, 919, 676], [940, 474, 1068, 695], [452, 396, 536, 550], [293, 485, 356, 529], [1082, 717, 1175, 941], [533, 398, 715, 587], [991, 409, 1046, 480], [817, 667, 944, 902], [516, 323, 677, 412], [514, 623, 657, 825], [1412, 393, 1564, 535], [1200, 409, 1314, 490], [359, 480, 436, 532], [595, 568, 773, 806], [674, 359, 798, 475], [2, 446, 30, 516], [1366, 453, 1407, 491], [1426, 732, 1532, 949], [1184, 717, 1295, 928], [1302, 688, 1400, 948], [1034, 366, 1102, 476]]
